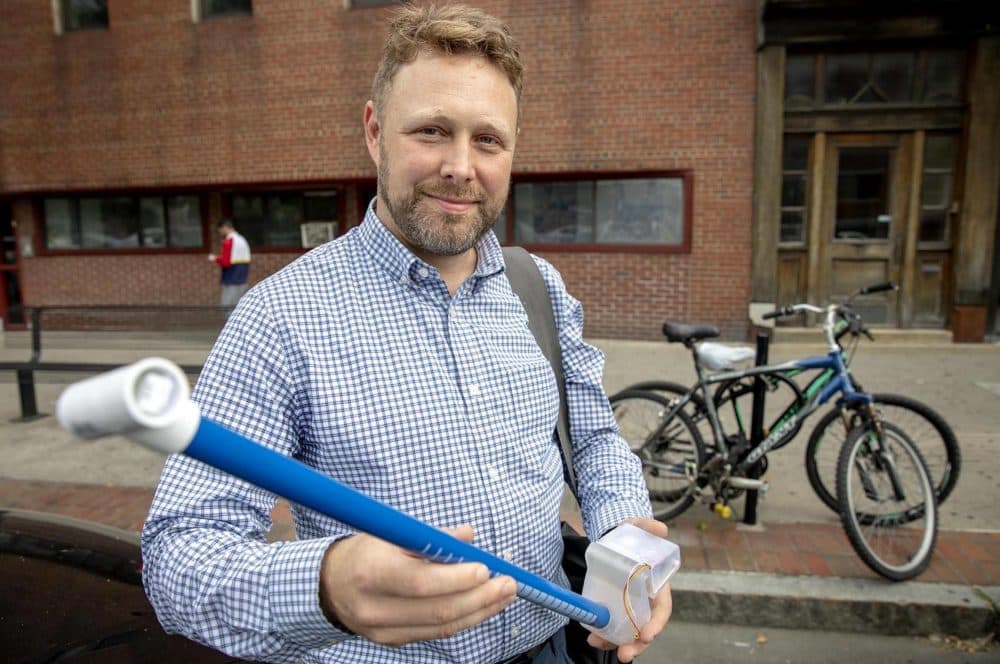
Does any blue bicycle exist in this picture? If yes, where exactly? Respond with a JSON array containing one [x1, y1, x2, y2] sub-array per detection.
[[610, 300, 938, 580]]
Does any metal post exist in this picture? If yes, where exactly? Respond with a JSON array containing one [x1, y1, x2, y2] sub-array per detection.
[[743, 332, 770, 526], [15, 368, 41, 420]]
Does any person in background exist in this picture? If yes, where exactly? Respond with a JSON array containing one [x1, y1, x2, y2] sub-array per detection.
[[208, 218, 251, 308], [143, 4, 671, 663]]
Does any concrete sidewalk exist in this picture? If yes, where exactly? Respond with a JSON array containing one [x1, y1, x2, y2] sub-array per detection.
[[2, 329, 999, 639]]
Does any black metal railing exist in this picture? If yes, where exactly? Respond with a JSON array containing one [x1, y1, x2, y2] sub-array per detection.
[[2, 305, 224, 420]]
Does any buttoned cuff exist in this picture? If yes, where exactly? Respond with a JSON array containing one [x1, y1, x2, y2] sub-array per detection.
[[585, 499, 653, 541], [269, 536, 356, 648]]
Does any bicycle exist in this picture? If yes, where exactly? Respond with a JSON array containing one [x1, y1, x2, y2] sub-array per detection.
[[610, 299, 938, 580], [612, 282, 960, 516]]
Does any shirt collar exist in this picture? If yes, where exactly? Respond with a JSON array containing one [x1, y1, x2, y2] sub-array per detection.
[[358, 198, 506, 285]]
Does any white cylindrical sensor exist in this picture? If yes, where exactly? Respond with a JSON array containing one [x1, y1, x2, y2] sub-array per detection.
[[56, 357, 199, 454]]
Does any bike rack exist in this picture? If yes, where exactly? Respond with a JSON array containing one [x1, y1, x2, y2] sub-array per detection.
[[743, 331, 770, 526]]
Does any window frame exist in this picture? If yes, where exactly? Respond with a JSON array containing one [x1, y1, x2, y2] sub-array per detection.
[[223, 188, 345, 252], [37, 192, 208, 256], [497, 171, 693, 254], [54, 0, 110, 35], [194, 0, 253, 22]]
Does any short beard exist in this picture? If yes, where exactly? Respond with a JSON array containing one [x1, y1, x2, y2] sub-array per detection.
[[377, 149, 504, 257]]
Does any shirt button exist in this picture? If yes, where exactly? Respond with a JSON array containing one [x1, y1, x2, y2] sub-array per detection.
[[488, 466, 500, 481], [511, 626, 521, 638], [502, 549, 514, 561], [468, 384, 481, 397], [399, 275, 409, 285], [417, 267, 429, 278]]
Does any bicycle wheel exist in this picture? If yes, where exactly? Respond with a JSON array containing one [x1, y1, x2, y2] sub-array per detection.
[[806, 393, 960, 513], [837, 421, 937, 581], [613, 381, 714, 450], [610, 389, 707, 520]]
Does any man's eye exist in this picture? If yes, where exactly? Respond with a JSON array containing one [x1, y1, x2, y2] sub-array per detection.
[[419, 127, 442, 136], [478, 135, 501, 146]]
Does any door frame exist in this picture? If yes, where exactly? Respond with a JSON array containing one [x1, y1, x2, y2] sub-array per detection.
[[812, 132, 910, 326]]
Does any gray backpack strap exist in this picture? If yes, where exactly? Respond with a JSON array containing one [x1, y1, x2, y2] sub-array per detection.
[[502, 246, 576, 493]]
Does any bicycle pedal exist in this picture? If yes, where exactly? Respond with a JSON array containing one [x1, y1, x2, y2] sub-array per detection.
[[712, 503, 733, 519], [726, 477, 768, 492]]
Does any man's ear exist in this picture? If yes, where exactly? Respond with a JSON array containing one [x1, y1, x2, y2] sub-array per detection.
[[363, 101, 380, 165]]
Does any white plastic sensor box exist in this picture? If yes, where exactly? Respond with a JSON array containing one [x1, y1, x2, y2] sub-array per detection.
[[582, 523, 681, 645]]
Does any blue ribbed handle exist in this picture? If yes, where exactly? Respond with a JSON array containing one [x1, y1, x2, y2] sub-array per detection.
[[185, 418, 610, 628]]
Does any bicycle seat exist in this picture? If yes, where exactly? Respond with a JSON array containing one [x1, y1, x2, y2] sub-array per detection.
[[661, 322, 720, 344]]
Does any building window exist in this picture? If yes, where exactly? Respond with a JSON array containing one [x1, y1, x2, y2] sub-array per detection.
[[229, 191, 338, 249], [44, 195, 203, 250], [59, 0, 109, 32], [785, 49, 962, 108], [509, 176, 687, 249], [346, 0, 406, 8], [199, 0, 252, 19], [919, 134, 959, 244], [780, 135, 809, 244]]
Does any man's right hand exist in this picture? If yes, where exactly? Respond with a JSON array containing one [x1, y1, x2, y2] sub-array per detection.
[[319, 525, 517, 647]]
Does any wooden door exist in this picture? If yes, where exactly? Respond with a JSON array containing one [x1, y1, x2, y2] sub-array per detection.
[[819, 134, 907, 325]]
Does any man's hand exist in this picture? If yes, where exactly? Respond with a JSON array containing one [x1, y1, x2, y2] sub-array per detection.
[[587, 518, 673, 663], [319, 525, 517, 647]]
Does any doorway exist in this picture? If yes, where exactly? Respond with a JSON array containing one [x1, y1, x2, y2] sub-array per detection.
[[0, 205, 25, 330], [818, 135, 904, 325]]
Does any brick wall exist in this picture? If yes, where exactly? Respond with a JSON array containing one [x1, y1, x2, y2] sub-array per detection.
[[1, 0, 757, 340]]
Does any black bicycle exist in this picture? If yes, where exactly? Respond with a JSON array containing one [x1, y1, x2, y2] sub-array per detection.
[[612, 282, 960, 515], [610, 295, 939, 580]]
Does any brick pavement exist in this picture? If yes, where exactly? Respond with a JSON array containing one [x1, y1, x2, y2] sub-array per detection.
[[2, 477, 997, 587]]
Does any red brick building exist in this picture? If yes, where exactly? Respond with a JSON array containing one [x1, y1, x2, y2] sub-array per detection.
[[1, 1, 996, 340]]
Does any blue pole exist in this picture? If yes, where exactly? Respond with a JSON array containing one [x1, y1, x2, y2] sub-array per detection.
[[186, 418, 611, 628]]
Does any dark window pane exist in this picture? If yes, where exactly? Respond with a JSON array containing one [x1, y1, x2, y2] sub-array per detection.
[[167, 196, 203, 247], [782, 135, 809, 171], [45, 199, 78, 249], [231, 195, 267, 247], [924, 50, 962, 103], [781, 174, 807, 207], [595, 179, 683, 244], [80, 197, 139, 248], [785, 55, 816, 107], [835, 149, 891, 240], [780, 210, 804, 243], [514, 182, 594, 244], [201, 0, 252, 16], [349, 0, 406, 7], [266, 193, 304, 246], [139, 197, 167, 248], [924, 134, 958, 170], [63, 0, 108, 31], [304, 192, 338, 221], [920, 173, 951, 208], [872, 52, 914, 102], [825, 53, 868, 104], [919, 209, 947, 243]]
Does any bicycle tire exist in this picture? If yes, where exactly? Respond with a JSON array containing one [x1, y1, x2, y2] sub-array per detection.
[[609, 389, 707, 520], [836, 421, 937, 581], [612, 381, 713, 449], [806, 393, 960, 513]]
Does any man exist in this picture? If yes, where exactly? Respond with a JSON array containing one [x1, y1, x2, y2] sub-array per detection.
[[208, 218, 251, 307], [142, 5, 671, 663]]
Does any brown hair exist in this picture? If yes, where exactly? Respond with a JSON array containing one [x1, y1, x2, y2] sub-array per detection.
[[371, 3, 523, 118]]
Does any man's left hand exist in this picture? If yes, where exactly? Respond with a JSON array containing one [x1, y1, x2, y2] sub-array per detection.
[[586, 517, 673, 663]]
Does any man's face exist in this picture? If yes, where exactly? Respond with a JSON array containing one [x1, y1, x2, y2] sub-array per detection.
[[364, 51, 517, 259]]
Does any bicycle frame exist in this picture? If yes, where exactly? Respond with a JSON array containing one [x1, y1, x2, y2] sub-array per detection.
[[650, 348, 873, 478]]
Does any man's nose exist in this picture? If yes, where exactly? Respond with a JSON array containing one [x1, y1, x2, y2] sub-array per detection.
[[440, 140, 474, 182]]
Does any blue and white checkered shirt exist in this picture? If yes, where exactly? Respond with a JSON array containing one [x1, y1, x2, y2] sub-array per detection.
[[141, 203, 651, 663]]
